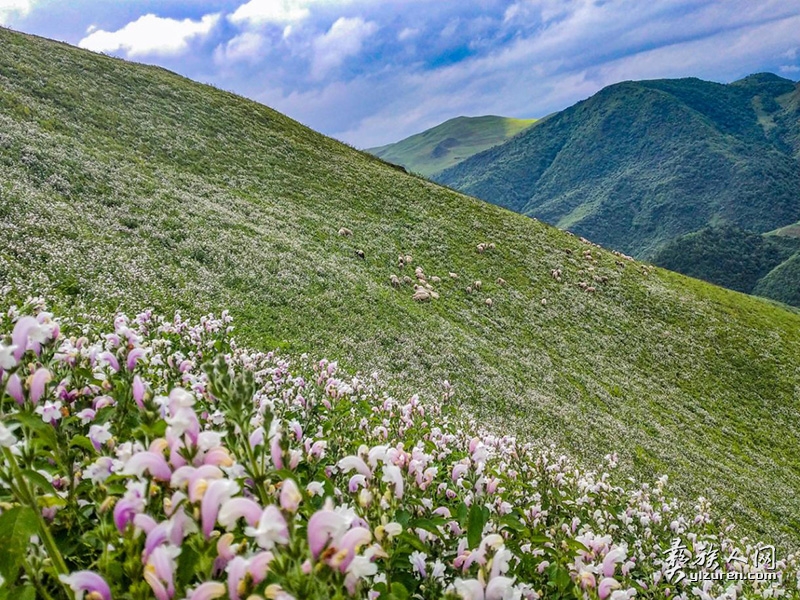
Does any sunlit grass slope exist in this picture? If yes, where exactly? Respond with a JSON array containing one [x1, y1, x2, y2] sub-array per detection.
[[2, 27, 800, 546], [367, 115, 537, 177]]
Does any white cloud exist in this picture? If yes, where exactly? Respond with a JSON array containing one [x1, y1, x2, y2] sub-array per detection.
[[397, 27, 418, 41], [214, 31, 266, 64], [0, 0, 34, 25], [311, 16, 377, 79], [78, 13, 220, 58], [230, 0, 345, 27]]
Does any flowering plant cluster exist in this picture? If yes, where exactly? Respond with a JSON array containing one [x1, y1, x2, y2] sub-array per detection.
[[0, 294, 797, 600]]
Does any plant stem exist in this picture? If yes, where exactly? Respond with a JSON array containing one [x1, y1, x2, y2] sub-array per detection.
[[2, 447, 73, 598]]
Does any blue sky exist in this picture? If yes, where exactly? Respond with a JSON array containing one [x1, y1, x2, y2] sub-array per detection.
[[2, 0, 799, 147]]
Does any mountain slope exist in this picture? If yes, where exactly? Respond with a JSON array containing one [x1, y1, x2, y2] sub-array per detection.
[[651, 225, 800, 295], [435, 75, 800, 260], [2, 28, 800, 546], [366, 115, 537, 177]]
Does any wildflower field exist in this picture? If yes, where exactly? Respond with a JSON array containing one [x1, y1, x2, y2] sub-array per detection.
[[1, 294, 798, 599], [1, 25, 800, 598]]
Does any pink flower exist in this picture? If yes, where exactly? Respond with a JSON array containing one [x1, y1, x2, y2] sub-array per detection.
[[11, 316, 37, 360], [98, 351, 120, 373], [279, 478, 302, 512], [307, 507, 348, 559], [201, 479, 240, 538], [144, 545, 178, 600], [599, 577, 620, 599], [6, 373, 23, 404], [217, 498, 263, 530], [59, 571, 111, 600], [123, 451, 172, 481], [133, 375, 146, 409], [29, 367, 52, 404], [270, 434, 283, 469], [126, 347, 146, 371], [188, 582, 226, 600], [452, 463, 469, 481], [602, 547, 627, 577], [338, 455, 372, 478], [333, 527, 372, 572]]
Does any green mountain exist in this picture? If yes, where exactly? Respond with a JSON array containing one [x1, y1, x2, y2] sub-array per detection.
[[366, 115, 537, 177], [651, 225, 800, 297], [3, 28, 800, 546], [434, 74, 800, 275]]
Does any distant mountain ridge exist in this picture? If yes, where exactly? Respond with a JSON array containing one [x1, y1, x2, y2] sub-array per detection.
[[366, 115, 537, 177], [431, 73, 800, 306]]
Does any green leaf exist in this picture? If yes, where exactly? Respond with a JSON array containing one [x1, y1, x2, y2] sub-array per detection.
[[394, 508, 411, 527], [389, 582, 410, 600], [0, 506, 39, 580], [11, 413, 57, 449], [21, 469, 57, 496], [408, 518, 442, 536], [498, 515, 526, 533], [69, 435, 97, 454], [467, 503, 487, 549]]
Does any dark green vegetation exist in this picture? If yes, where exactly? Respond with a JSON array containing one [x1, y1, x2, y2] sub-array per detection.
[[367, 115, 537, 177], [435, 74, 800, 303], [2, 28, 800, 547], [652, 225, 800, 297]]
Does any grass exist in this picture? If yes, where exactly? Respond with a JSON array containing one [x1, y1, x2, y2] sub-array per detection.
[[366, 115, 537, 177], [1, 27, 800, 549]]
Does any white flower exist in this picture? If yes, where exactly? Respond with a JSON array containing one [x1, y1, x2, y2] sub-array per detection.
[[410, 551, 427, 578], [0, 343, 17, 370], [35, 400, 63, 423], [384, 522, 403, 538], [432, 559, 446, 579], [306, 481, 325, 496], [89, 423, 113, 448], [0, 422, 18, 447]]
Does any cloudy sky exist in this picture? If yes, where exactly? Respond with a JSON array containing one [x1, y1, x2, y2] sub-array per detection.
[[2, 0, 799, 147]]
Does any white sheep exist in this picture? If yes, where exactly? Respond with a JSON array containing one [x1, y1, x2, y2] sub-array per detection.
[[449, 272, 459, 279], [473, 280, 482, 290], [477, 243, 487, 253], [430, 275, 441, 284], [541, 298, 547, 306], [415, 266, 425, 280], [390, 275, 401, 288], [412, 288, 431, 302], [496, 277, 506, 286], [485, 298, 493, 307], [338, 227, 353, 237], [403, 275, 413, 285], [466, 286, 473, 294], [404, 254, 413, 264]]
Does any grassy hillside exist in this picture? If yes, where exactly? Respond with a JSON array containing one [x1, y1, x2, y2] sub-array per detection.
[[366, 115, 537, 177], [2, 26, 800, 549], [651, 225, 800, 295], [435, 75, 800, 261]]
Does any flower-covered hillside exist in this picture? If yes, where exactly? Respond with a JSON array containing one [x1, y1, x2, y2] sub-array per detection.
[[1, 294, 798, 599], [1, 27, 800, 546]]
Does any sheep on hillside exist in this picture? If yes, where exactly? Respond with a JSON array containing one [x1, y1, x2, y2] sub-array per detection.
[[449, 272, 459, 279], [338, 227, 353, 237], [412, 287, 432, 302], [485, 298, 493, 307], [496, 277, 506, 286]]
